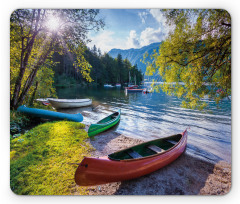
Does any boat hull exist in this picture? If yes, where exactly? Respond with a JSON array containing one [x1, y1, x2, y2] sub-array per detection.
[[125, 85, 138, 89], [127, 89, 144, 92], [17, 105, 83, 122], [104, 84, 114, 88], [88, 110, 121, 137], [35, 98, 54, 106], [48, 99, 92, 109], [75, 130, 188, 186]]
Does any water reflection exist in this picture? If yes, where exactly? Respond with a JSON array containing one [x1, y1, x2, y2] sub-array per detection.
[[56, 85, 231, 164]]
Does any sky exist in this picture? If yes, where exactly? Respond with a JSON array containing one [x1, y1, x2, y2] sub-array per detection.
[[87, 9, 169, 53]]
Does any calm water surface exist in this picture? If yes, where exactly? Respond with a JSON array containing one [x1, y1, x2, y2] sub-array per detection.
[[56, 85, 231, 164]]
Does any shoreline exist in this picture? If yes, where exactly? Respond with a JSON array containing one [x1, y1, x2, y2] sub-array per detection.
[[81, 128, 231, 195]]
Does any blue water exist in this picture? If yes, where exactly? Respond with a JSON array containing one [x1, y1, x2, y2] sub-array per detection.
[[56, 86, 231, 164]]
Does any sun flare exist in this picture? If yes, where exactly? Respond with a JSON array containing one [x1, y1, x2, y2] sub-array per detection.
[[45, 15, 61, 32]]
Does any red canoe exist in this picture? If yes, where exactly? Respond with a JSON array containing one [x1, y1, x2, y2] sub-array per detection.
[[75, 129, 188, 186]]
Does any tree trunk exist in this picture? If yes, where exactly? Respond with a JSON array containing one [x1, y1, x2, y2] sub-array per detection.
[[29, 81, 39, 106], [10, 10, 41, 110], [10, 65, 26, 109], [16, 35, 56, 106]]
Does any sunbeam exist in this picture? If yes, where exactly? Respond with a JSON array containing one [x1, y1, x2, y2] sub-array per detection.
[[45, 15, 61, 32]]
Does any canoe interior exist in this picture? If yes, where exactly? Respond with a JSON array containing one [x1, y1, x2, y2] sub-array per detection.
[[108, 134, 182, 161], [97, 112, 120, 124], [87, 111, 120, 137]]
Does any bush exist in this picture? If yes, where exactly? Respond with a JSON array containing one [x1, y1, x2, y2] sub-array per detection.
[[54, 74, 80, 88], [10, 110, 31, 135], [10, 121, 93, 195]]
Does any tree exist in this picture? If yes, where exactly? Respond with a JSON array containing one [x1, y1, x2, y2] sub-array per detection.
[[83, 46, 143, 86], [145, 9, 231, 109], [123, 59, 132, 83], [101, 53, 117, 84], [10, 9, 104, 109], [116, 54, 123, 83]]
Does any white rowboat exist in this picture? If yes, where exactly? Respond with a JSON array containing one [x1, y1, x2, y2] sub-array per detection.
[[48, 98, 92, 109], [35, 98, 55, 103], [104, 84, 114, 88]]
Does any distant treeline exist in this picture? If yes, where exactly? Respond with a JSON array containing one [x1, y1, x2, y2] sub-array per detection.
[[52, 45, 143, 87]]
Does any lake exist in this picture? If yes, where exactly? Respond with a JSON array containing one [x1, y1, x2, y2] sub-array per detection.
[[56, 85, 231, 164]]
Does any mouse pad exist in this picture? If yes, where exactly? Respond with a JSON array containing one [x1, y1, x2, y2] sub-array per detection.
[[10, 9, 231, 195]]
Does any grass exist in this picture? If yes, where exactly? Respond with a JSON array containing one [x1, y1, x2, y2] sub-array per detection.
[[10, 121, 93, 195]]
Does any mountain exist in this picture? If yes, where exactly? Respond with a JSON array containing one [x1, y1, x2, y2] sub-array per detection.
[[108, 42, 162, 76]]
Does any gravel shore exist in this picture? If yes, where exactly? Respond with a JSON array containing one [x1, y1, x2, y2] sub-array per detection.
[[80, 129, 231, 195]]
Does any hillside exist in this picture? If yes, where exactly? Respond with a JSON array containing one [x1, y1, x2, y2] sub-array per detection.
[[108, 42, 162, 76]]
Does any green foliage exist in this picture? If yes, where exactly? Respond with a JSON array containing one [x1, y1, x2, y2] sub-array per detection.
[[83, 47, 143, 85], [10, 9, 104, 109], [100, 53, 118, 83], [10, 10, 57, 108], [10, 110, 31, 135], [35, 66, 57, 99], [73, 46, 93, 83], [10, 121, 92, 195], [145, 9, 231, 109], [52, 45, 143, 87], [32, 102, 57, 111], [54, 73, 79, 87]]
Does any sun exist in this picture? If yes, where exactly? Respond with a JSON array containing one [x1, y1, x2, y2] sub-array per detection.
[[45, 15, 61, 32]]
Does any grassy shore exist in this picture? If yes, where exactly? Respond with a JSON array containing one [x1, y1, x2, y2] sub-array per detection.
[[10, 121, 92, 195], [9, 112, 231, 195]]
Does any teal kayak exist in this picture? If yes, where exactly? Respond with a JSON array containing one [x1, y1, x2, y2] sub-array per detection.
[[17, 105, 83, 122], [88, 110, 121, 137]]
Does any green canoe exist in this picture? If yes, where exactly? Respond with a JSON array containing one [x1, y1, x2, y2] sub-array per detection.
[[88, 109, 121, 137]]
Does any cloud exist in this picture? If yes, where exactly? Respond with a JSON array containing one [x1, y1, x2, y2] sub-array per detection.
[[126, 30, 140, 48], [126, 28, 165, 49], [88, 30, 126, 53], [89, 30, 142, 52], [138, 11, 148, 24], [88, 24, 167, 52], [89, 27, 166, 52], [139, 27, 165, 46], [149, 9, 167, 25], [149, 9, 175, 34]]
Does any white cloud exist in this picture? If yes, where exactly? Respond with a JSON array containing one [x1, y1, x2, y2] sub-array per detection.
[[125, 27, 166, 49], [149, 9, 167, 25], [149, 9, 175, 35], [87, 9, 178, 52], [88, 30, 126, 53], [126, 30, 140, 48], [139, 27, 165, 46], [138, 11, 148, 24], [88, 26, 166, 53]]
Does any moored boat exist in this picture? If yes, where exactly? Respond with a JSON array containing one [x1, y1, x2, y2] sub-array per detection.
[[126, 88, 144, 92], [17, 105, 83, 122], [104, 84, 114, 88], [35, 98, 54, 106], [88, 110, 121, 137], [75, 129, 188, 186], [143, 88, 152, 94], [35, 98, 49, 103], [125, 85, 138, 90], [48, 98, 92, 109]]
